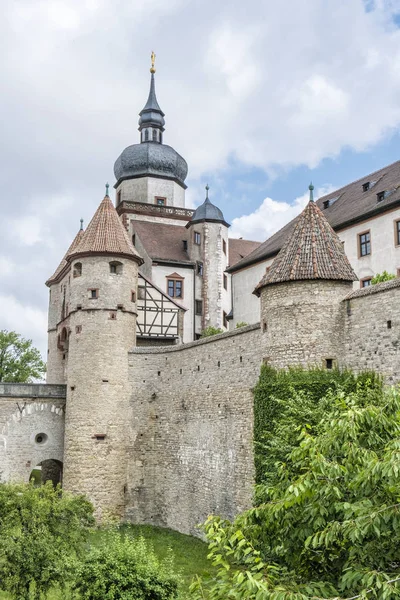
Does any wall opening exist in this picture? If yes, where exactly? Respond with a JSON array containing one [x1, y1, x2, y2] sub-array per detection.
[[29, 459, 63, 487]]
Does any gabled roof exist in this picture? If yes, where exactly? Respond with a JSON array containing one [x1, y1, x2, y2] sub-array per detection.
[[229, 159, 400, 273], [45, 229, 84, 286], [229, 238, 261, 268], [69, 195, 142, 263], [133, 221, 192, 264], [254, 197, 357, 294]]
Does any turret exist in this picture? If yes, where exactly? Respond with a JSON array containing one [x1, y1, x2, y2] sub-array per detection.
[[61, 189, 143, 518], [187, 185, 230, 334], [254, 184, 357, 369]]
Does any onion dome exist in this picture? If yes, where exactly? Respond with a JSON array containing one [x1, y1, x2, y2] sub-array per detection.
[[187, 185, 230, 227], [68, 189, 143, 264], [254, 183, 357, 295]]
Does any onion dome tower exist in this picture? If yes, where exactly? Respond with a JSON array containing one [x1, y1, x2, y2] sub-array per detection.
[[255, 183, 357, 369], [62, 187, 143, 519], [114, 54, 188, 208], [187, 185, 231, 333]]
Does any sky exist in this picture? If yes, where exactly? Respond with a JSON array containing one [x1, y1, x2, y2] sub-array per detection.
[[2, 0, 400, 358]]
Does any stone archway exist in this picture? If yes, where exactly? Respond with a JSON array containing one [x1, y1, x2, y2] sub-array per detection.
[[30, 459, 63, 487]]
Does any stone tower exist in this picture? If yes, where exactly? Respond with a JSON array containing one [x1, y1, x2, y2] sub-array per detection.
[[255, 184, 357, 368], [113, 59, 188, 210], [61, 192, 143, 518], [187, 186, 231, 332]]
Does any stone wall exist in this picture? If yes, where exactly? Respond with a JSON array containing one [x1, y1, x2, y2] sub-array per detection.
[[0, 384, 66, 483], [343, 278, 400, 382], [126, 324, 263, 535]]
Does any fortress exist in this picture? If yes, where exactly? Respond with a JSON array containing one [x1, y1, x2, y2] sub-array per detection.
[[1, 59, 400, 535]]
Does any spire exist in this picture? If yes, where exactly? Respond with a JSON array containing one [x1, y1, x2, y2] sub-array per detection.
[[309, 182, 314, 202], [254, 184, 357, 294], [105, 182, 109, 197], [80, 218, 84, 231], [68, 195, 143, 264], [205, 184, 210, 201], [138, 53, 165, 139]]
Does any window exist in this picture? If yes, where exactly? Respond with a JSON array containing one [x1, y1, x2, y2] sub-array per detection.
[[155, 197, 166, 206], [197, 261, 203, 276], [75, 325, 82, 334], [362, 182, 370, 192], [360, 278, 372, 288], [109, 261, 123, 274], [395, 219, 400, 246], [183, 240, 188, 251], [195, 300, 203, 315], [73, 262, 82, 278], [152, 129, 158, 142], [325, 358, 334, 370], [109, 311, 117, 320], [89, 288, 98, 299], [377, 191, 386, 202], [222, 239, 227, 254], [223, 273, 228, 290], [117, 190, 121, 204], [144, 129, 149, 141], [323, 200, 330, 209], [359, 231, 371, 257], [132, 234, 136, 246], [131, 291, 136, 302], [194, 231, 201, 245], [223, 311, 228, 328], [167, 278, 183, 298]]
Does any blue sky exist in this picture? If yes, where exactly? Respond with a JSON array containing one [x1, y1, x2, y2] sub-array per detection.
[[2, 0, 400, 356]]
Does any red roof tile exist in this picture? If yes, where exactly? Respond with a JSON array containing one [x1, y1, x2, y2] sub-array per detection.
[[45, 229, 84, 286]]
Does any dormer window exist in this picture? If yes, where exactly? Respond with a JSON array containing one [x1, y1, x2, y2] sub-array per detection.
[[377, 191, 386, 202], [73, 262, 82, 278], [363, 182, 370, 192], [109, 261, 123, 275], [323, 200, 330, 209]]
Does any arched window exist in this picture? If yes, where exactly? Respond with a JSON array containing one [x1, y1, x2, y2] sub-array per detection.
[[144, 129, 149, 141], [109, 261, 123, 275], [152, 129, 158, 142], [159, 132, 162, 144], [73, 262, 82, 278]]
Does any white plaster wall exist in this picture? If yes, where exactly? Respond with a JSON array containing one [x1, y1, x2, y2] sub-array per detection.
[[116, 177, 185, 208], [151, 264, 194, 343], [337, 208, 400, 285], [231, 260, 272, 327]]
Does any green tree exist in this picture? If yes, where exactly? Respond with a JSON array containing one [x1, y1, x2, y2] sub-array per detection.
[[0, 330, 46, 382], [72, 528, 180, 600], [191, 382, 400, 600], [371, 270, 396, 284], [200, 326, 224, 338], [0, 482, 94, 599]]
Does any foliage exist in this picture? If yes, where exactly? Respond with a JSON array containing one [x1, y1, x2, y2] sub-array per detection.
[[72, 527, 180, 600], [0, 482, 94, 599], [191, 383, 400, 600], [371, 271, 396, 285], [253, 364, 382, 486], [0, 330, 46, 382], [235, 322, 248, 329], [200, 326, 224, 338]]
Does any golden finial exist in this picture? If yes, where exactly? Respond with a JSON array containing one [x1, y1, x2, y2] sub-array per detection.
[[150, 51, 156, 74]]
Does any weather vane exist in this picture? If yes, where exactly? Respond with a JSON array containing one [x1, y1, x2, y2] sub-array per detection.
[[150, 51, 156, 74]]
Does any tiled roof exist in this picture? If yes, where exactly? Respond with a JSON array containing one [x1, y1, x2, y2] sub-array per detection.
[[69, 196, 142, 263], [133, 221, 192, 264], [229, 238, 261, 268], [345, 277, 400, 300], [45, 229, 84, 286], [229, 159, 400, 273], [254, 200, 357, 294]]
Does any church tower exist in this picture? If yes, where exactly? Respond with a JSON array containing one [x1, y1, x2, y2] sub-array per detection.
[[114, 54, 188, 213], [61, 190, 143, 518], [255, 184, 357, 368]]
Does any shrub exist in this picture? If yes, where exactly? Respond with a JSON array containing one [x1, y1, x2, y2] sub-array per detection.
[[371, 270, 396, 284], [72, 529, 180, 599], [200, 326, 224, 338], [235, 322, 248, 329], [0, 482, 94, 599]]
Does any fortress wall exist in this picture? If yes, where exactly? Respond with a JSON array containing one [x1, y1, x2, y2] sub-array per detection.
[[126, 324, 263, 536], [343, 281, 400, 383], [0, 384, 66, 483]]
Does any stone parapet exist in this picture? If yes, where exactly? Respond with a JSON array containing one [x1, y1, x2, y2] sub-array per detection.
[[0, 384, 66, 399]]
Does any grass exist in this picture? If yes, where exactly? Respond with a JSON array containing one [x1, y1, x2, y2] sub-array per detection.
[[0, 523, 213, 598]]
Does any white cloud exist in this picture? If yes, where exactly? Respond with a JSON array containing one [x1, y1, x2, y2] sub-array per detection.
[[0, 295, 48, 360], [230, 186, 334, 241]]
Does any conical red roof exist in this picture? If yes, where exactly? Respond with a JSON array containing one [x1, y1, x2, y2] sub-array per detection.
[[45, 229, 84, 286], [255, 199, 357, 295], [68, 195, 142, 263]]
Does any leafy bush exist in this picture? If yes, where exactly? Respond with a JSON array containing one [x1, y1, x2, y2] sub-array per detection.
[[254, 364, 382, 486], [200, 326, 224, 338], [235, 322, 248, 329], [371, 270, 396, 284], [72, 528, 180, 599], [192, 382, 400, 600], [0, 482, 94, 599]]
